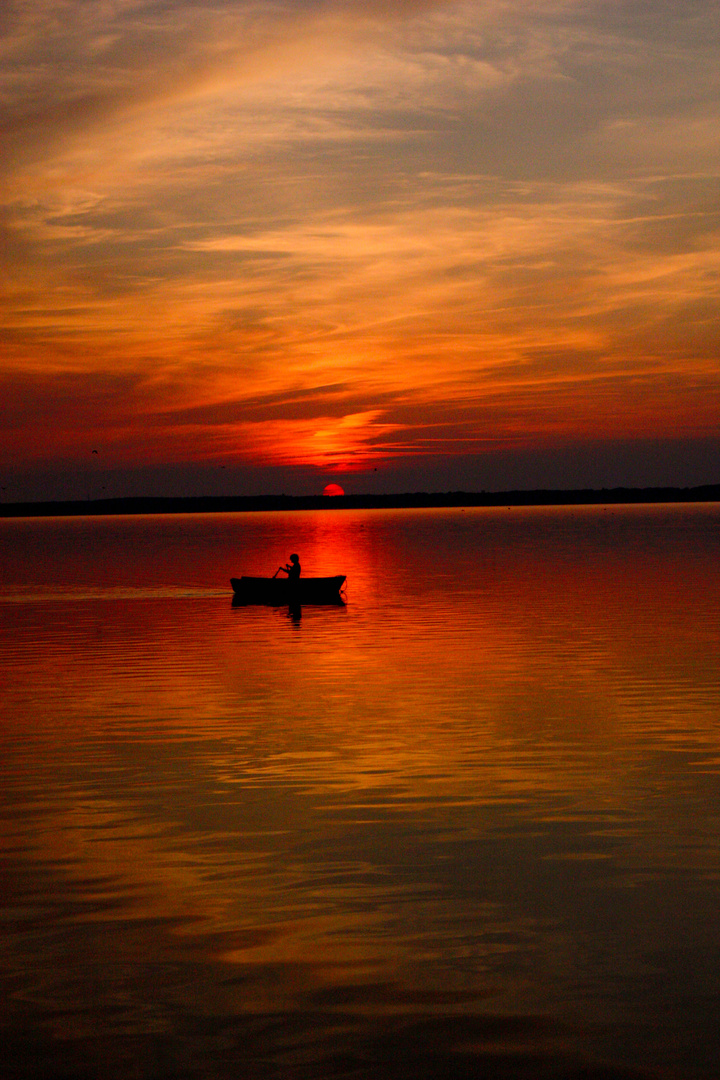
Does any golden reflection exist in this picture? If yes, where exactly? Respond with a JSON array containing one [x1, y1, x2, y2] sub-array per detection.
[[2, 507, 720, 1080], [2, 513, 716, 926]]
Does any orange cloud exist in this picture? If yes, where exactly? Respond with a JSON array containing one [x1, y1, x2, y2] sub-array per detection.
[[1, 0, 719, 494]]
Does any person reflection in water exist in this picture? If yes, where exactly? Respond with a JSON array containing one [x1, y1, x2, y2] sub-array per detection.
[[278, 553, 301, 582], [288, 598, 302, 624]]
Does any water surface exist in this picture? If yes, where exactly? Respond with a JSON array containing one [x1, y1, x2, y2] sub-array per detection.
[[2, 504, 719, 1079]]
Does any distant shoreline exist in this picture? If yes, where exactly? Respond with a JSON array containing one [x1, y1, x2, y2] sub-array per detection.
[[1, 484, 719, 518]]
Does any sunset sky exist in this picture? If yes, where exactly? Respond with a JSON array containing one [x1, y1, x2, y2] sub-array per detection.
[[2, 0, 719, 500]]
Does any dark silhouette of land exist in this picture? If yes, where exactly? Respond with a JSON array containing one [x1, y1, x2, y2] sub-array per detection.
[[1, 484, 718, 517]]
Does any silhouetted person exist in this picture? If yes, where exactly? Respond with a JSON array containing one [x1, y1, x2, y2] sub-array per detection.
[[278, 553, 301, 582]]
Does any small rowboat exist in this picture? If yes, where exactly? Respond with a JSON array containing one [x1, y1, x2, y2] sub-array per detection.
[[231, 575, 346, 606]]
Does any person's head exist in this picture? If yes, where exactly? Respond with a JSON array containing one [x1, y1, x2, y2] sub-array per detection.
[[290, 553, 299, 564]]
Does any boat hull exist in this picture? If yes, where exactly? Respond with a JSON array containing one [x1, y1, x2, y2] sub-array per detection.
[[231, 575, 346, 606]]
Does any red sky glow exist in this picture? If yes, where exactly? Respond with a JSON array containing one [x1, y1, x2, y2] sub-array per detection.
[[1, 0, 719, 500]]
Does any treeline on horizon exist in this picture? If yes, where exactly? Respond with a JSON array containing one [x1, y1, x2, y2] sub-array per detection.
[[1, 484, 719, 518]]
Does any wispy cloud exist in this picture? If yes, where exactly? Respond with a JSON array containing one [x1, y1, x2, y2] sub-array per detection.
[[1, 0, 719, 493]]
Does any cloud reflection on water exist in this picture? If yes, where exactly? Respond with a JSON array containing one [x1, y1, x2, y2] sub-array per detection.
[[1, 504, 719, 1077]]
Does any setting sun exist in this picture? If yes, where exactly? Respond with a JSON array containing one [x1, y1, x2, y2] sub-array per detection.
[[323, 483, 345, 496]]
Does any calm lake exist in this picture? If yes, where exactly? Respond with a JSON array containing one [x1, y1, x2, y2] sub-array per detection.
[[2, 503, 719, 1080]]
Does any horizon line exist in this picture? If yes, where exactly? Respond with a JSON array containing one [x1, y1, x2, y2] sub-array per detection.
[[2, 483, 719, 519]]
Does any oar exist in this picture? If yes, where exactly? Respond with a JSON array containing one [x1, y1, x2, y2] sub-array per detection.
[[273, 567, 281, 578]]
